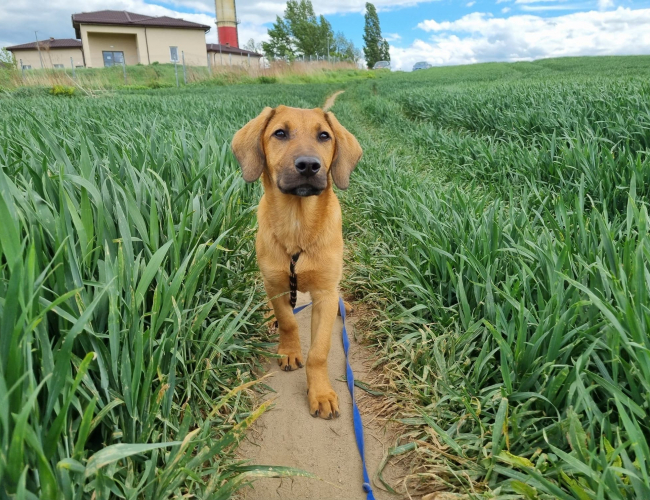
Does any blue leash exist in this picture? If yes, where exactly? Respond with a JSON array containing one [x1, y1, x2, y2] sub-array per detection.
[[293, 298, 375, 500]]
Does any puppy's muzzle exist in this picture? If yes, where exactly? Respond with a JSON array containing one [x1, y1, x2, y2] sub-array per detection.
[[278, 156, 327, 197]]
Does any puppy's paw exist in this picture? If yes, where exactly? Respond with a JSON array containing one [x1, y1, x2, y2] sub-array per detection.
[[277, 345, 303, 371], [337, 300, 354, 316], [307, 380, 340, 419]]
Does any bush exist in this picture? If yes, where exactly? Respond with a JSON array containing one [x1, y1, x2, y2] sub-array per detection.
[[50, 85, 75, 96], [12, 86, 49, 98], [257, 76, 278, 84], [148, 80, 173, 89], [118, 84, 150, 91]]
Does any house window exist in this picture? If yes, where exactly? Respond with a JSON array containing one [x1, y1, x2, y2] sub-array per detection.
[[102, 51, 124, 67], [170, 46, 179, 62], [22, 65, 32, 69], [53, 64, 64, 69]]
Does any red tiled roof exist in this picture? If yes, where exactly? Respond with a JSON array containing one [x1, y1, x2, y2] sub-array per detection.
[[206, 44, 261, 57], [72, 10, 210, 32], [6, 38, 82, 51]]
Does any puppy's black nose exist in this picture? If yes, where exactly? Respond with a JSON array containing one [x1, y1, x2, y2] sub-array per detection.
[[295, 156, 321, 177]]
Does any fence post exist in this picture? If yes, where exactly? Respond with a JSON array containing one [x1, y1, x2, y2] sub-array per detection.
[[182, 51, 187, 84], [174, 60, 179, 87], [248, 52, 250, 67], [122, 59, 127, 84], [71, 57, 76, 79], [20, 59, 24, 80], [229, 53, 232, 66], [207, 53, 212, 76]]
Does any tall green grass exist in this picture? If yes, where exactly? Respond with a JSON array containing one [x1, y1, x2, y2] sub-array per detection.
[[0, 87, 328, 498], [338, 56, 650, 498], [4, 55, 650, 499]]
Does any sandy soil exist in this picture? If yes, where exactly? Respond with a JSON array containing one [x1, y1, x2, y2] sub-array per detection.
[[236, 292, 402, 499], [323, 90, 346, 111]]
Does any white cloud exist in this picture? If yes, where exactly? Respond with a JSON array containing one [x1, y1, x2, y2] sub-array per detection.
[[512, 0, 594, 11], [387, 7, 650, 71], [502, 7, 511, 12], [467, 1, 476, 7], [384, 32, 402, 41], [520, 4, 586, 11], [598, 0, 615, 9]]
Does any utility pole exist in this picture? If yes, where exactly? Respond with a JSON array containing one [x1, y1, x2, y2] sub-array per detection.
[[34, 31, 44, 69], [182, 51, 187, 84]]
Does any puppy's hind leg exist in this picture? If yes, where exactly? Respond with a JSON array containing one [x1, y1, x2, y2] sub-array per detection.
[[266, 282, 303, 371]]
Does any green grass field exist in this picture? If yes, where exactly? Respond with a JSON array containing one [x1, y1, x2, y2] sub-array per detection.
[[1, 56, 650, 499]]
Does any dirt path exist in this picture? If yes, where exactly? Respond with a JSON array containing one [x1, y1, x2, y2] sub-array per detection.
[[236, 292, 402, 499], [323, 90, 345, 111]]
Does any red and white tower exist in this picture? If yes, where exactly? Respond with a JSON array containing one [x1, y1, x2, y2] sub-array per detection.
[[215, 0, 239, 48]]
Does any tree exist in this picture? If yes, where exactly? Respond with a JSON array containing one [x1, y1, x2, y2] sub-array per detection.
[[285, 0, 319, 57], [0, 47, 16, 69], [334, 31, 357, 61], [262, 0, 354, 61], [243, 38, 263, 54], [380, 39, 391, 62], [353, 47, 363, 65], [262, 16, 294, 60], [363, 2, 390, 68]]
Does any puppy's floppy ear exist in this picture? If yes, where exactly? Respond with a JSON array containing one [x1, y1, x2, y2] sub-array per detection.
[[325, 111, 362, 190], [232, 107, 275, 182]]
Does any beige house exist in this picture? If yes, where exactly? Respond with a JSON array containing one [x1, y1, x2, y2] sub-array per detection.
[[207, 43, 262, 67], [71, 11, 211, 67], [6, 38, 84, 69], [5, 10, 263, 71]]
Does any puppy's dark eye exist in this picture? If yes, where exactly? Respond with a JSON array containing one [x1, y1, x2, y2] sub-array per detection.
[[273, 129, 287, 138], [318, 132, 330, 141]]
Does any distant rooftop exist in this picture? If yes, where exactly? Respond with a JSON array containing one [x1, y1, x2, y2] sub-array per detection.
[[206, 44, 262, 57], [72, 10, 211, 38], [6, 38, 82, 51]]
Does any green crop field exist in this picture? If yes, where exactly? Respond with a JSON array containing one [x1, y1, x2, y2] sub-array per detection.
[[1, 55, 650, 499]]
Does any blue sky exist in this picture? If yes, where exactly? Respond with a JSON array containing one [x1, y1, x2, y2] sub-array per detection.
[[327, 0, 650, 67], [326, 1, 508, 49], [3, 0, 650, 70]]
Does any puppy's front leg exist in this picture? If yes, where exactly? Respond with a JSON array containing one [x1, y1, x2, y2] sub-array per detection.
[[306, 289, 340, 419], [266, 281, 303, 371]]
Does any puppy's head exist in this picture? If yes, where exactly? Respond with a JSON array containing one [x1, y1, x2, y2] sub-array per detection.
[[232, 105, 362, 196]]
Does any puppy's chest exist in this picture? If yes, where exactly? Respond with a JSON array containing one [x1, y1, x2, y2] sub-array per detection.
[[265, 255, 320, 292], [274, 218, 316, 254]]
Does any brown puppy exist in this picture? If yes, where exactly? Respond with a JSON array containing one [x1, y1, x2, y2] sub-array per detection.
[[232, 105, 362, 419]]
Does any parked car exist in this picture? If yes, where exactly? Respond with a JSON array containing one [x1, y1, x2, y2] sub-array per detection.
[[413, 61, 432, 71], [373, 60, 390, 70]]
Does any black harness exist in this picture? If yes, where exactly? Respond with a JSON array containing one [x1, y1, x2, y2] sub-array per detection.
[[289, 252, 301, 308]]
